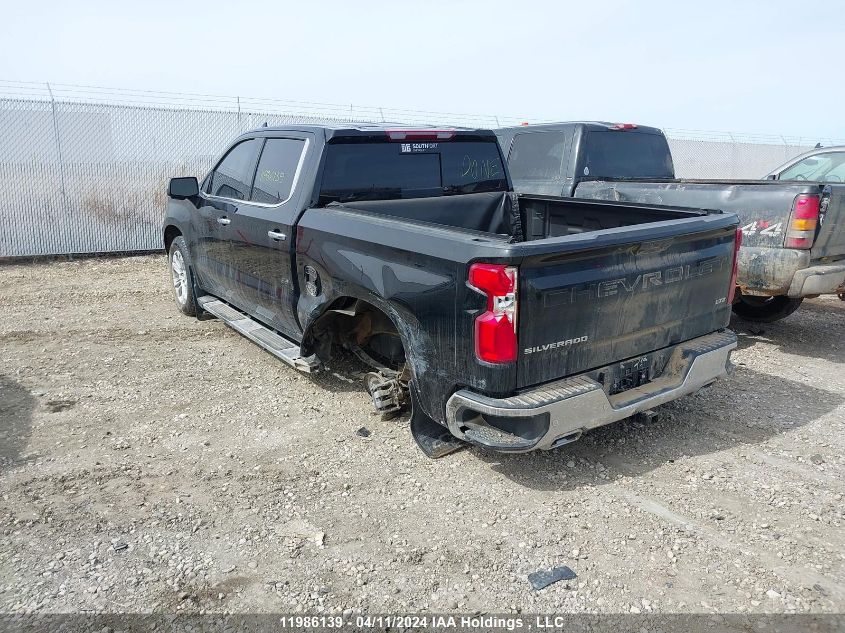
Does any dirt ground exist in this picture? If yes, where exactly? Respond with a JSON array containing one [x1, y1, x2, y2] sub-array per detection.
[[1, 255, 843, 616]]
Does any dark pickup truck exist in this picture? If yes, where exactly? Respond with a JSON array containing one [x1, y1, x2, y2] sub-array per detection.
[[162, 124, 739, 457], [496, 122, 845, 322]]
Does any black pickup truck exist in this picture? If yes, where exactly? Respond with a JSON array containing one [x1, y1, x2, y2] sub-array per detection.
[[162, 124, 739, 457], [496, 122, 845, 322]]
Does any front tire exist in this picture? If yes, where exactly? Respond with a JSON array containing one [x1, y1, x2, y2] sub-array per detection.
[[168, 236, 197, 317], [732, 294, 803, 323]]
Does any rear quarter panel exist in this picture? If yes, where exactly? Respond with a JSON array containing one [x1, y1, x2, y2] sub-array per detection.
[[294, 207, 521, 422]]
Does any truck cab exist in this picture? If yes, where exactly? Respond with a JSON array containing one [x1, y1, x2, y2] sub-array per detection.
[[496, 122, 674, 198]]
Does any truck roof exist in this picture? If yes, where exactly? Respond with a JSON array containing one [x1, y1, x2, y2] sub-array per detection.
[[236, 123, 498, 141], [496, 121, 665, 135]]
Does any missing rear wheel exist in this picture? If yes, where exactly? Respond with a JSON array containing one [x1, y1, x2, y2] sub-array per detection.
[[365, 366, 410, 419]]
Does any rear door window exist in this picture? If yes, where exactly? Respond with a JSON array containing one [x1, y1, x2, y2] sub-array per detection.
[[318, 139, 507, 204], [250, 138, 307, 205], [209, 139, 262, 200], [508, 132, 569, 181]]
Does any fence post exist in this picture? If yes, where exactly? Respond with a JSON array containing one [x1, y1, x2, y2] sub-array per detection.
[[46, 82, 67, 197], [727, 133, 738, 178], [780, 135, 789, 160]]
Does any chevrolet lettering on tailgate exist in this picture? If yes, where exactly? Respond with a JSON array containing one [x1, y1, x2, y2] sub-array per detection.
[[545, 257, 725, 307]]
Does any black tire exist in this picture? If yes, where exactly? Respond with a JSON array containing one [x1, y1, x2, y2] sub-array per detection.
[[168, 236, 197, 317], [732, 295, 803, 323]]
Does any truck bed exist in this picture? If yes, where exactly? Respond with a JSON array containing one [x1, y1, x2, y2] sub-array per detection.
[[513, 195, 737, 388], [574, 179, 845, 259], [518, 194, 711, 241], [313, 192, 739, 391]]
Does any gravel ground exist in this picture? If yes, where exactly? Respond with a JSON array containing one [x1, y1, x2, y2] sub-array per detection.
[[0, 254, 843, 616]]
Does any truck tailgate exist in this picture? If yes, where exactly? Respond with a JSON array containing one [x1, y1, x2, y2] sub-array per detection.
[[517, 220, 737, 388]]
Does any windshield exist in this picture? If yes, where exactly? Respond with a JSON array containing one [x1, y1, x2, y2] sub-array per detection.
[[778, 152, 845, 182], [319, 139, 508, 204], [579, 130, 674, 179]]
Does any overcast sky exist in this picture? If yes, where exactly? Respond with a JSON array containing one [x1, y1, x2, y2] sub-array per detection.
[[3, 0, 843, 140]]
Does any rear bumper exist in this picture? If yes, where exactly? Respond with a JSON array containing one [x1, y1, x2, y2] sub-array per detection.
[[737, 247, 809, 295], [445, 331, 737, 452], [738, 247, 845, 297], [787, 264, 845, 298]]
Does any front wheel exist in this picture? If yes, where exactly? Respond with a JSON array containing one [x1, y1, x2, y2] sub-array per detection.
[[732, 295, 803, 323], [168, 236, 197, 317]]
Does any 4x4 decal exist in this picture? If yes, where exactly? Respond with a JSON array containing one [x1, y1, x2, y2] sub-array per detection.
[[740, 220, 783, 237]]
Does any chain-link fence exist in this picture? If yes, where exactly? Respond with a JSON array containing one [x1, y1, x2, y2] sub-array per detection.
[[0, 98, 384, 258], [0, 89, 841, 257], [665, 135, 816, 179]]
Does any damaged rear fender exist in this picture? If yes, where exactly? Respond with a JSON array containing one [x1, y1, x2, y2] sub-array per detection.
[[737, 247, 810, 295], [299, 293, 446, 423], [298, 292, 419, 372]]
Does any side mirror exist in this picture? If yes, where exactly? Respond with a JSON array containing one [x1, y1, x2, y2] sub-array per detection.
[[168, 177, 199, 199], [765, 174, 777, 180]]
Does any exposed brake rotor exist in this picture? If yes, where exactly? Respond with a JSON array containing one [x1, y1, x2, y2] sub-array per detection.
[[365, 365, 410, 419]]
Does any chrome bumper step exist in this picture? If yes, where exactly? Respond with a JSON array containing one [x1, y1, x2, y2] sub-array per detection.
[[446, 330, 737, 452], [197, 295, 318, 373]]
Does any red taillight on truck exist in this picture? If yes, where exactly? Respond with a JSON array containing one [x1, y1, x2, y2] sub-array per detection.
[[728, 228, 742, 303], [785, 194, 820, 248], [468, 263, 518, 363]]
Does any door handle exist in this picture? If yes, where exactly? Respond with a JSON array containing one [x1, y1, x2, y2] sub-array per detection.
[[267, 230, 287, 241], [217, 216, 231, 226]]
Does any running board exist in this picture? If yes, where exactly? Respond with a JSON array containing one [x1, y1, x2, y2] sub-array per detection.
[[197, 295, 318, 373]]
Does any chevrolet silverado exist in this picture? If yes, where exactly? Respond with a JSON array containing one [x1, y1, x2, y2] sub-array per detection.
[[162, 124, 740, 457]]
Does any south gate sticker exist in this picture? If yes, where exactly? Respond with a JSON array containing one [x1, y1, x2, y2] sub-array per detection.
[[400, 142, 439, 153]]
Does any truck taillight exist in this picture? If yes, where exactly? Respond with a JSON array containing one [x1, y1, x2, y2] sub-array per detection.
[[785, 194, 820, 249], [468, 263, 518, 364], [728, 228, 742, 304]]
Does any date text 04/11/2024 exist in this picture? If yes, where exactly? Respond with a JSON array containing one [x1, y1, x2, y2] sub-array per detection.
[[275, 615, 585, 630], [350, 615, 526, 629]]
